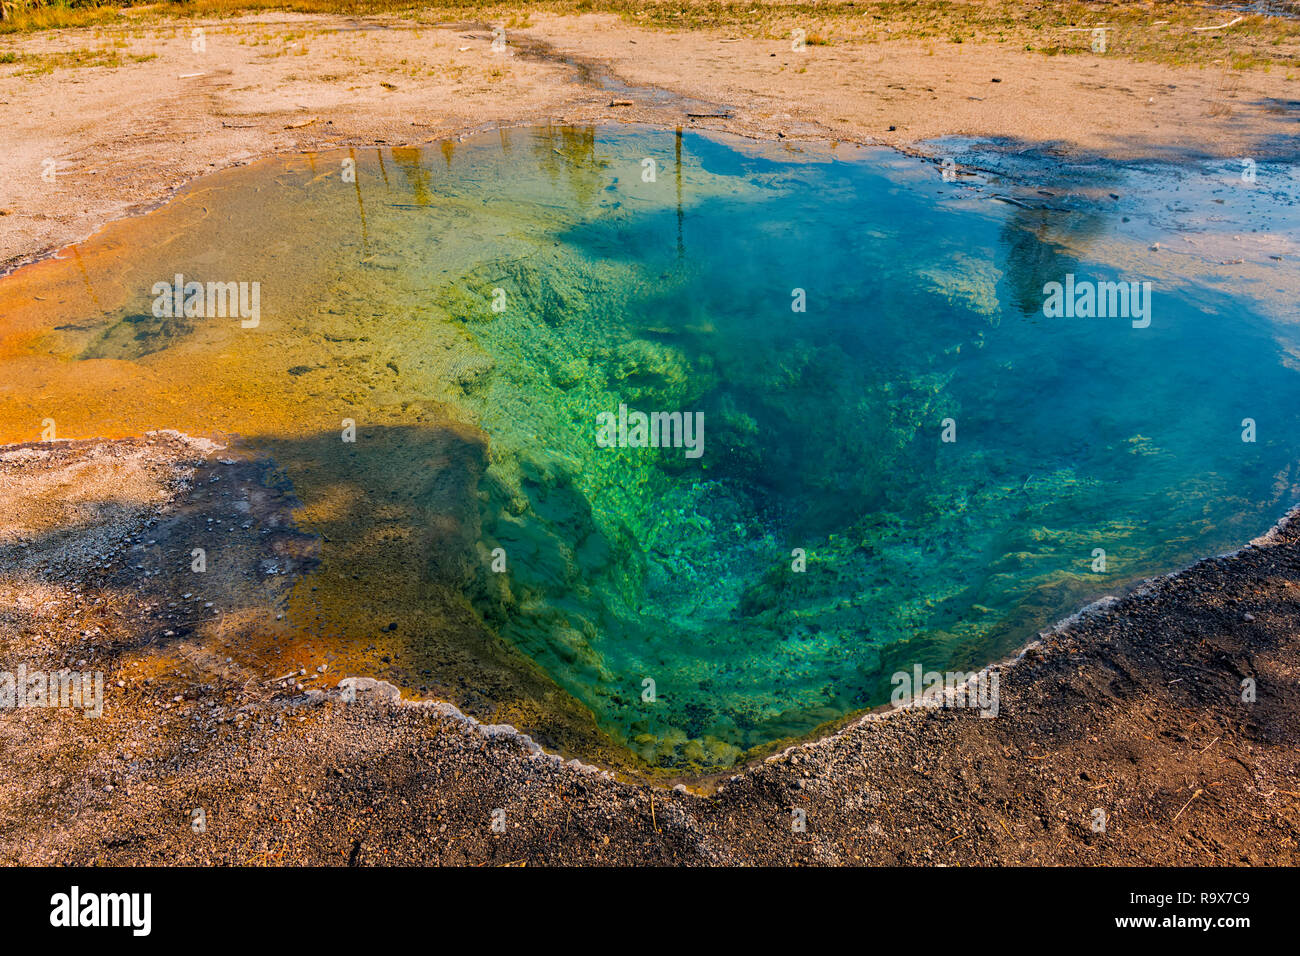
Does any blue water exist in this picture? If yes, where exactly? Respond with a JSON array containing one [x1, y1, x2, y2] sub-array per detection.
[[447, 129, 1300, 767]]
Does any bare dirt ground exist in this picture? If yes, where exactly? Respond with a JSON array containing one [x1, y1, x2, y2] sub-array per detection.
[[1, 436, 1297, 865], [2, 11, 1298, 273]]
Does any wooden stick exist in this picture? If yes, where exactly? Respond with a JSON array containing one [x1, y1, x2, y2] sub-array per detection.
[[1193, 16, 1244, 32], [1171, 788, 1204, 824]]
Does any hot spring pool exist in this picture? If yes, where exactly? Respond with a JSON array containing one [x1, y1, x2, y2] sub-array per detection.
[[3, 125, 1299, 771]]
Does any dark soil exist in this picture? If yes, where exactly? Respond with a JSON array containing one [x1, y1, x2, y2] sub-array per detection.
[[1, 435, 1297, 865]]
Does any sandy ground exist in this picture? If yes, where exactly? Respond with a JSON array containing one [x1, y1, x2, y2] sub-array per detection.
[[1, 435, 1297, 866], [2, 12, 1298, 273]]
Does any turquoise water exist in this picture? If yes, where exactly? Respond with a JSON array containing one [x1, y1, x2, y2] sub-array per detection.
[[448, 129, 1300, 766], [16, 125, 1300, 770], [436, 128, 1300, 770]]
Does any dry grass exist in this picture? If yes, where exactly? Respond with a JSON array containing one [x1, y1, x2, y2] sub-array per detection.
[[0, 42, 156, 71], [0, 1, 1298, 71]]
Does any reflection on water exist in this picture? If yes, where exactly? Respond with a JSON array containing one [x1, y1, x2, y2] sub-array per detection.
[[1, 125, 1299, 772]]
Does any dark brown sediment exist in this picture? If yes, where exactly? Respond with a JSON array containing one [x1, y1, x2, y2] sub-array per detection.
[[1, 434, 1297, 865]]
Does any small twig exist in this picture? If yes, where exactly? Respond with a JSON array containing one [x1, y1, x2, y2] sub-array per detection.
[[990, 194, 1038, 210], [1171, 788, 1204, 824], [1193, 16, 1244, 32]]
